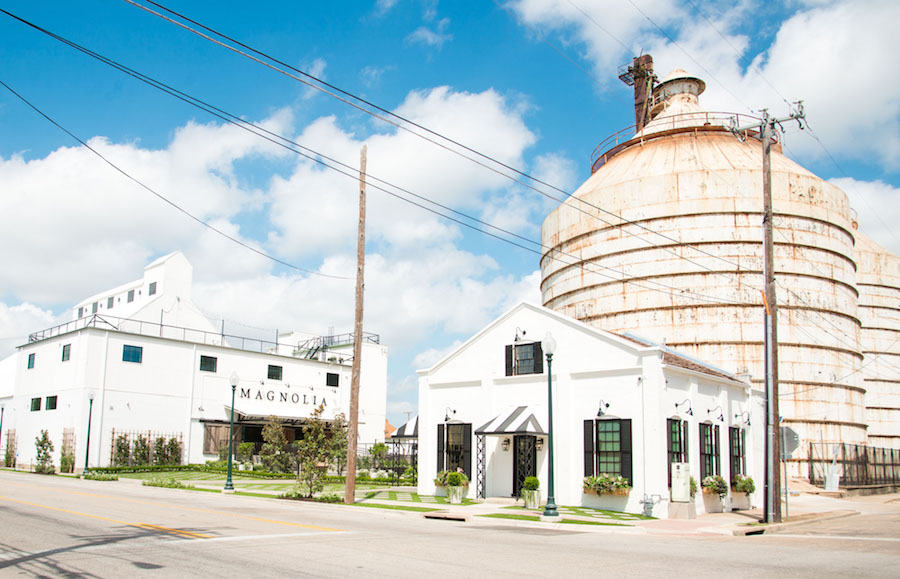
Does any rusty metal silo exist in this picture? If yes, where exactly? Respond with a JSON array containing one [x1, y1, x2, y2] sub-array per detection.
[[541, 59, 867, 451]]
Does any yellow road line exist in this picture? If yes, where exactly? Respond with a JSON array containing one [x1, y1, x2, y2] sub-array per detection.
[[3, 479, 344, 532], [0, 495, 212, 539]]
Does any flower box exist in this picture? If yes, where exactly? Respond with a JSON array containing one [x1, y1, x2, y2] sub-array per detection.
[[584, 487, 630, 496]]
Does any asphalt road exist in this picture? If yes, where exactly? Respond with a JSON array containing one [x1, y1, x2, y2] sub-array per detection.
[[1, 471, 898, 577]]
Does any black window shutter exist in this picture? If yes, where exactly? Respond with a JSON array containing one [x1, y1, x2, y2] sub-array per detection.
[[620, 419, 633, 485], [533, 342, 543, 374], [683, 422, 689, 465], [462, 423, 472, 479], [666, 419, 675, 486], [505, 345, 514, 376], [437, 424, 445, 472], [714, 425, 720, 476], [583, 419, 595, 477]]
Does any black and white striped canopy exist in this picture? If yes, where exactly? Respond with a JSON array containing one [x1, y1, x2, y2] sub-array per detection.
[[392, 415, 418, 439], [475, 405, 546, 436]]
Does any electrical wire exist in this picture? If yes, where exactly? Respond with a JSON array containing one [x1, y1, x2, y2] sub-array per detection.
[[0, 78, 352, 281], [117, 1, 759, 287]]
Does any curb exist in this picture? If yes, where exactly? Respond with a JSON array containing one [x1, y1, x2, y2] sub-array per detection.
[[730, 509, 859, 536]]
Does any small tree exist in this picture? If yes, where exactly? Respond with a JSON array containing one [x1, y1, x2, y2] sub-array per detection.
[[34, 430, 55, 474], [114, 434, 131, 466], [167, 437, 182, 465], [133, 435, 150, 466], [4, 445, 14, 468], [330, 412, 348, 475], [237, 442, 255, 464], [153, 437, 168, 465], [60, 444, 75, 474], [369, 442, 388, 472], [295, 403, 331, 497], [260, 415, 290, 473]]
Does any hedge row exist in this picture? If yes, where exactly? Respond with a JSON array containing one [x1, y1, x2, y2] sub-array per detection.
[[88, 464, 404, 484]]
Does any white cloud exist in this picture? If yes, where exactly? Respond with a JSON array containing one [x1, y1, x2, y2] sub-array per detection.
[[406, 18, 452, 48], [0, 302, 59, 359], [829, 177, 900, 255], [300, 59, 328, 100]]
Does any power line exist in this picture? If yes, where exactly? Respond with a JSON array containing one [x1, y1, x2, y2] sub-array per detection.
[[0, 15, 750, 311], [117, 1, 758, 289], [0, 78, 351, 281]]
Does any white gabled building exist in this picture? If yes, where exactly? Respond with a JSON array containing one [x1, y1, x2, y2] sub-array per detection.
[[417, 302, 763, 518], [1, 252, 387, 471]]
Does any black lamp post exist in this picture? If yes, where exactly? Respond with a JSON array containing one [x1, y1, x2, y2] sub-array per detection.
[[83, 392, 94, 474], [542, 332, 559, 519], [224, 371, 239, 493]]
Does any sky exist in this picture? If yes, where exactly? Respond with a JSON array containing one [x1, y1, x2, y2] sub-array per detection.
[[0, 0, 898, 427]]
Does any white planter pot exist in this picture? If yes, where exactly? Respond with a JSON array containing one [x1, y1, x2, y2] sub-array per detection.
[[730, 491, 750, 510], [522, 489, 540, 510], [702, 491, 724, 513], [447, 485, 465, 504]]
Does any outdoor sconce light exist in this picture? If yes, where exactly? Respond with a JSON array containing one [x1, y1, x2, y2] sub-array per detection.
[[735, 410, 751, 426], [708, 406, 724, 422], [597, 400, 609, 417], [501, 438, 510, 451], [444, 407, 456, 422], [535, 438, 544, 451], [675, 399, 693, 416]]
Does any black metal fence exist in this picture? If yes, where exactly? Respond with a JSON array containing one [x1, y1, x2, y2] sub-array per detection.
[[357, 440, 418, 484], [809, 442, 900, 487]]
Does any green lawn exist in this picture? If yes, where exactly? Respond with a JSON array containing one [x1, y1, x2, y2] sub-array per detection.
[[478, 513, 628, 526], [502, 504, 654, 521]]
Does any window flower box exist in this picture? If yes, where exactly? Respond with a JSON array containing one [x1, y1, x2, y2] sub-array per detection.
[[583, 474, 631, 495]]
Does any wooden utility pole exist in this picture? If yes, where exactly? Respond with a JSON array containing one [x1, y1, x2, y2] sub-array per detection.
[[344, 145, 367, 505], [733, 104, 803, 524]]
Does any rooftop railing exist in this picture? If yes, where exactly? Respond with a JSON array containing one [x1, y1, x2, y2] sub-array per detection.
[[589, 111, 766, 174], [26, 314, 379, 359]]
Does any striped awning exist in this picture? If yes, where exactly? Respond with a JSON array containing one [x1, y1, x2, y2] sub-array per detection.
[[392, 415, 418, 439], [475, 405, 546, 436]]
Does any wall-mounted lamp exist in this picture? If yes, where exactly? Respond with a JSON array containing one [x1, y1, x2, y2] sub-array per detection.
[[259, 380, 265, 385], [675, 399, 693, 416], [597, 400, 609, 417], [708, 406, 724, 422], [514, 327, 526, 342], [444, 407, 456, 422], [501, 438, 510, 451], [735, 410, 751, 426], [535, 438, 544, 451]]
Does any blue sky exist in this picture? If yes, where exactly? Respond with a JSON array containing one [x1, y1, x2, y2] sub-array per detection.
[[1, 0, 898, 426]]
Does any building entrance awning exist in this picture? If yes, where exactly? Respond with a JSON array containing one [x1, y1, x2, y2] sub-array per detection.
[[392, 415, 418, 439], [475, 405, 547, 436]]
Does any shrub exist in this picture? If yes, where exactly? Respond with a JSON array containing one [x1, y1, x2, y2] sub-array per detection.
[[447, 472, 463, 487], [689, 476, 698, 498], [583, 473, 631, 494], [83, 472, 118, 481], [60, 446, 75, 474], [260, 416, 291, 473], [34, 430, 55, 474], [368, 443, 388, 470], [523, 476, 540, 491], [142, 476, 192, 489], [434, 469, 469, 487], [4, 444, 14, 468], [702, 475, 729, 497], [402, 465, 417, 484], [732, 473, 756, 494], [314, 493, 342, 503]]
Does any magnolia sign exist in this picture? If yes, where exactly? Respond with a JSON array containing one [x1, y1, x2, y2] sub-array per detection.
[[239, 387, 329, 408]]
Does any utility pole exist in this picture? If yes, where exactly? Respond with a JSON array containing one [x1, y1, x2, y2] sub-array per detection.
[[344, 145, 367, 505], [732, 103, 804, 524]]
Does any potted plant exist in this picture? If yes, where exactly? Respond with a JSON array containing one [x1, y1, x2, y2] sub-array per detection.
[[701, 475, 728, 513], [521, 476, 540, 509], [583, 473, 631, 495], [730, 473, 755, 510], [689, 476, 698, 500], [445, 471, 467, 504]]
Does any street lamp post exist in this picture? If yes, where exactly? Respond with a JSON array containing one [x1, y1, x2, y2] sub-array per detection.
[[224, 371, 239, 493], [542, 331, 559, 520], [83, 392, 94, 474]]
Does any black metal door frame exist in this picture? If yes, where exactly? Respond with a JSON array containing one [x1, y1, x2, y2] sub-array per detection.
[[512, 435, 536, 497]]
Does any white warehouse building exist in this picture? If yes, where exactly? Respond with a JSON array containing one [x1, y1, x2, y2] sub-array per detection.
[[416, 302, 762, 519], [0, 251, 387, 471]]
